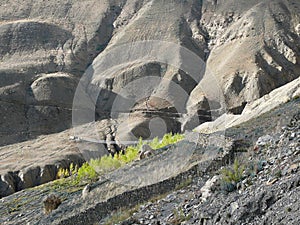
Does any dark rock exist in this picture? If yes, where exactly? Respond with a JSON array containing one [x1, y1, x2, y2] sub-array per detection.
[[43, 194, 62, 214], [19, 167, 41, 189]]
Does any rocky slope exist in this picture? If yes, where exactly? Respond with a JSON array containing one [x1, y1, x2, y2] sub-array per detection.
[[115, 99, 300, 225], [0, 98, 299, 225]]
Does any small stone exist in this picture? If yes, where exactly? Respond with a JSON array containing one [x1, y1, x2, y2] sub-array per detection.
[[263, 165, 269, 169], [164, 194, 176, 202], [236, 182, 242, 190], [268, 158, 276, 165], [184, 204, 190, 209], [193, 204, 200, 209], [167, 213, 174, 220], [253, 145, 259, 152], [289, 164, 298, 174], [149, 215, 155, 220], [200, 175, 219, 202], [294, 150, 300, 155], [281, 126, 287, 131], [230, 202, 239, 213], [266, 178, 278, 186], [82, 184, 91, 199], [256, 135, 274, 147], [139, 145, 154, 160], [289, 142, 297, 148], [69, 135, 75, 140]]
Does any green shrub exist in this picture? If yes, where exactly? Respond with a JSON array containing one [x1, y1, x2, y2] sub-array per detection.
[[77, 162, 97, 181], [221, 159, 245, 192], [69, 163, 78, 176], [57, 168, 70, 179], [90, 155, 122, 173], [170, 207, 192, 224], [117, 146, 139, 163], [57, 163, 79, 179], [151, 133, 184, 149]]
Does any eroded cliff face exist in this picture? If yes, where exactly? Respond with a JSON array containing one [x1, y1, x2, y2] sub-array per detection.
[[196, 0, 300, 113]]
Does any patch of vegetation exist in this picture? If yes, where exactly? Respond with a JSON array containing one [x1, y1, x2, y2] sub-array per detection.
[[50, 179, 80, 192], [149, 192, 169, 203], [286, 207, 292, 212], [170, 207, 192, 224], [5, 195, 39, 214], [57, 163, 78, 179], [175, 178, 192, 190], [274, 170, 282, 179], [221, 159, 245, 192], [57, 168, 70, 179], [56, 133, 184, 183], [149, 133, 184, 149], [103, 205, 140, 225], [77, 162, 98, 181]]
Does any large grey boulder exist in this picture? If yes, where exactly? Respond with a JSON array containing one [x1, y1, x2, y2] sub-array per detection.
[[0, 174, 15, 198]]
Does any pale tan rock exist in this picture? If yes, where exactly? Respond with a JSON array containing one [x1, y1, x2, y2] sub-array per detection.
[[195, 77, 300, 133]]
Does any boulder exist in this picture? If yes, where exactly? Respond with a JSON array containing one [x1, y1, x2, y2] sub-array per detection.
[[19, 167, 41, 189], [0, 174, 15, 198]]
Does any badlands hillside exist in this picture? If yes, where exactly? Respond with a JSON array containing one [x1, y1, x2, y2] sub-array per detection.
[[0, 0, 299, 224]]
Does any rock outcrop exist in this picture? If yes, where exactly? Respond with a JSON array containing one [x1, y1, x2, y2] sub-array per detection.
[[195, 76, 300, 133]]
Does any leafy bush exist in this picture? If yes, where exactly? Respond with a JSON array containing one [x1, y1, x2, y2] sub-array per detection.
[[77, 162, 97, 181], [57, 168, 69, 179], [69, 163, 78, 175], [90, 155, 122, 173], [150, 133, 184, 149], [117, 145, 139, 163], [57, 163, 78, 179], [221, 159, 245, 192]]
